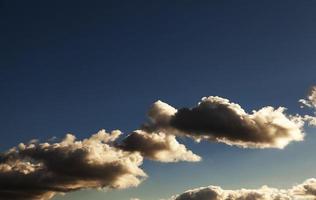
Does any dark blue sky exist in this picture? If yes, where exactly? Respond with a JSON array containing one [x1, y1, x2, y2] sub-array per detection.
[[1, 1, 316, 199]]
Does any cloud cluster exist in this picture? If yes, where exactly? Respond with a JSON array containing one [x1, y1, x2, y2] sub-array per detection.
[[170, 178, 316, 200], [120, 130, 201, 162], [145, 96, 305, 149], [299, 86, 316, 126], [0, 130, 147, 200], [0, 128, 200, 200], [2, 90, 315, 200]]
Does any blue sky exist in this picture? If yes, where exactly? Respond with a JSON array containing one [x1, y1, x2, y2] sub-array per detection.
[[1, 1, 316, 200]]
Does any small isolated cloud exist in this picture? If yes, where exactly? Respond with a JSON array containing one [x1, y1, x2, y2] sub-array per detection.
[[0, 130, 147, 200], [169, 178, 316, 200], [302, 115, 316, 126], [299, 86, 316, 109], [145, 96, 304, 149], [299, 86, 316, 126], [120, 130, 201, 163]]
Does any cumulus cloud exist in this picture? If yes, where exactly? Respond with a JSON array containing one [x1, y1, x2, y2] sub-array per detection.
[[120, 130, 201, 163], [145, 96, 305, 149], [2, 93, 312, 199], [0, 130, 147, 200], [169, 178, 316, 200], [299, 86, 316, 126]]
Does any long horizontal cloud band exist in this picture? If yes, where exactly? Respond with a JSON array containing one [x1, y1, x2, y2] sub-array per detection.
[[169, 178, 316, 200], [146, 96, 305, 149]]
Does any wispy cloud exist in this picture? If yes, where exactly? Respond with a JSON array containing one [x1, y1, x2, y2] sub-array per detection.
[[299, 86, 316, 109], [299, 86, 316, 126]]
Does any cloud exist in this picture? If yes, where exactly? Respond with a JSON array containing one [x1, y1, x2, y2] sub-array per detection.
[[0, 128, 201, 200], [119, 130, 201, 163], [291, 178, 316, 197], [0, 130, 147, 200], [2, 93, 312, 199], [145, 96, 304, 149], [299, 86, 316, 109], [302, 115, 316, 126], [299, 86, 316, 126], [169, 178, 316, 200]]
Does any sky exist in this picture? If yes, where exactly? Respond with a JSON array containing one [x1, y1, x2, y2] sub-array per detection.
[[1, 1, 316, 200]]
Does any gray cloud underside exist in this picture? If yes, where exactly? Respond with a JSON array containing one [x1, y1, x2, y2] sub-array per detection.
[[146, 96, 305, 149]]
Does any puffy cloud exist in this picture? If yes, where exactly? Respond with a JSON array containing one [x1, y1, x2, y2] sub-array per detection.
[[119, 130, 201, 163], [146, 96, 305, 149], [0, 130, 147, 200], [169, 178, 316, 200]]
